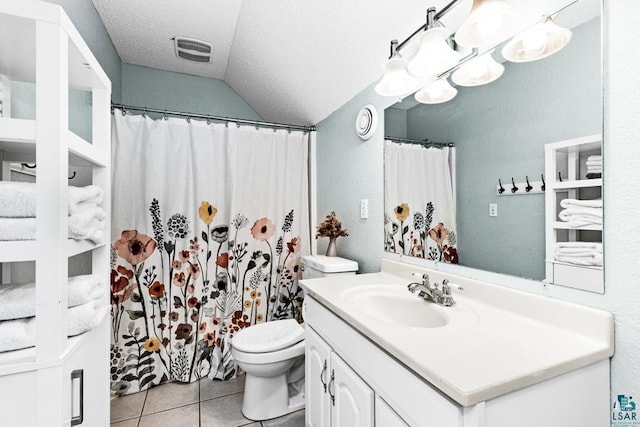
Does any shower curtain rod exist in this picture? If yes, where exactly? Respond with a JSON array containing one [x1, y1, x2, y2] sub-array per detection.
[[385, 136, 454, 148], [111, 103, 316, 132]]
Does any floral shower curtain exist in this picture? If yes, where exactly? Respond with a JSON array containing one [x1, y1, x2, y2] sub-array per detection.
[[384, 140, 458, 263], [109, 112, 310, 397]]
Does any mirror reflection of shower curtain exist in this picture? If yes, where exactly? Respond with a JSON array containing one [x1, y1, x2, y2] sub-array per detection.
[[110, 112, 310, 397], [384, 140, 458, 263]]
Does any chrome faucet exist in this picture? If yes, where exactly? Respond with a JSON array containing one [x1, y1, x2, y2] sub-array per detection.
[[407, 274, 459, 307]]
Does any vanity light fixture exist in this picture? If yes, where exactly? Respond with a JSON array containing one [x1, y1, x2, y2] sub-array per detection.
[[502, 17, 572, 63], [454, 0, 524, 48], [414, 78, 458, 104], [374, 0, 573, 104], [407, 8, 461, 77], [451, 50, 504, 87], [374, 40, 419, 97]]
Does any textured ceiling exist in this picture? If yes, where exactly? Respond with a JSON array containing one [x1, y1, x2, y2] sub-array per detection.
[[91, 0, 597, 126]]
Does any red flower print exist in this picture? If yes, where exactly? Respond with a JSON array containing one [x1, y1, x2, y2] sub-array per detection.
[[114, 230, 157, 266], [250, 217, 275, 241], [428, 222, 450, 244], [175, 323, 193, 340], [286, 237, 302, 254], [199, 322, 207, 333], [117, 265, 134, 279], [216, 253, 229, 269], [148, 281, 165, 298], [188, 297, 199, 308], [188, 263, 200, 280], [204, 332, 216, 346], [172, 260, 182, 270], [442, 245, 459, 264], [179, 250, 190, 262], [173, 272, 186, 287]]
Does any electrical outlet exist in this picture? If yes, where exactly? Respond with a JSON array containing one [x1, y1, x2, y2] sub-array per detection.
[[489, 203, 498, 217], [360, 199, 369, 219]]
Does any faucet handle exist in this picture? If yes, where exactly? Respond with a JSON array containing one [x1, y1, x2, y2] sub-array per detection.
[[411, 272, 430, 287]]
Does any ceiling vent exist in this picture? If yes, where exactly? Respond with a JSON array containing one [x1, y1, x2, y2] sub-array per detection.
[[173, 37, 213, 63]]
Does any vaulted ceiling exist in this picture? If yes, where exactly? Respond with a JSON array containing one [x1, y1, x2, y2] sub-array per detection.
[[90, 0, 595, 126]]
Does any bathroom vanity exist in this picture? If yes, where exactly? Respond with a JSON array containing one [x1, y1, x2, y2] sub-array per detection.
[[301, 259, 613, 427]]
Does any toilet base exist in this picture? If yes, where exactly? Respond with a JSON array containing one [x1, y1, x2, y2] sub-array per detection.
[[241, 373, 305, 421]]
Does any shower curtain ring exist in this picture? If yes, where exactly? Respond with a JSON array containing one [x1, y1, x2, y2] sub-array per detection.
[[206, 116, 211, 125], [142, 107, 147, 118], [187, 117, 191, 124], [163, 110, 168, 121]]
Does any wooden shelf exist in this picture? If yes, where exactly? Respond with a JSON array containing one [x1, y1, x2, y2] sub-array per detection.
[[552, 221, 602, 231], [0, 239, 105, 262], [550, 178, 602, 190]]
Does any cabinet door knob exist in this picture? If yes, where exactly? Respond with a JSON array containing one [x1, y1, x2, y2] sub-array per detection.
[[320, 360, 328, 393], [328, 370, 336, 406]]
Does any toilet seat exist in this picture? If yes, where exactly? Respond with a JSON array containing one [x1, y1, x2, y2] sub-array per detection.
[[232, 319, 304, 353], [232, 339, 305, 365]]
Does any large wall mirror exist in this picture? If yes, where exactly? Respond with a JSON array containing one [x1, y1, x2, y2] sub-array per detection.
[[383, 0, 602, 291]]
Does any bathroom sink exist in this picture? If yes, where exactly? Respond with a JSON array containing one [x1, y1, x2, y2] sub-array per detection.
[[342, 285, 468, 329]]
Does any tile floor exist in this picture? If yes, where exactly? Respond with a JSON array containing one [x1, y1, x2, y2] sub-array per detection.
[[110, 375, 304, 427]]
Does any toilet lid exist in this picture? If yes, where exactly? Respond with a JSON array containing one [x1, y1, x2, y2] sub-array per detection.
[[232, 319, 305, 353]]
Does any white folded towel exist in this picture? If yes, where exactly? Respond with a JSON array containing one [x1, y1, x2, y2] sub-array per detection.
[[586, 159, 602, 166], [0, 297, 108, 352], [554, 242, 602, 254], [560, 199, 602, 209], [558, 210, 602, 227], [0, 182, 104, 218], [587, 155, 602, 161], [554, 253, 603, 267], [0, 207, 106, 243], [0, 274, 103, 321]]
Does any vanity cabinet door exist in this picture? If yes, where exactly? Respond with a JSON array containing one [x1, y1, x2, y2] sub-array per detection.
[[330, 353, 374, 427], [375, 395, 409, 427], [305, 326, 332, 427]]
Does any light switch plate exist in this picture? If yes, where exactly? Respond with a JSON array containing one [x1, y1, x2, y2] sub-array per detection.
[[360, 199, 369, 219], [489, 203, 498, 217]]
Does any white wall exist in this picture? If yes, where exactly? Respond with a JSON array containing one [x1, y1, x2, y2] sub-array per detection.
[[316, 0, 640, 418]]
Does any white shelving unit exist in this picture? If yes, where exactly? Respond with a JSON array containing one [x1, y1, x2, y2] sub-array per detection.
[[545, 134, 603, 293], [0, 2, 110, 426]]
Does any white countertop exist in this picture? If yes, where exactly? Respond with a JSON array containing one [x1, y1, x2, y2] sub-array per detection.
[[300, 259, 614, 406]]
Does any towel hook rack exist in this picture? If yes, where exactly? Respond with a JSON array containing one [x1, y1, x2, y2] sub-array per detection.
[[511, 177, 519, 193], [20, 162, 75, 179], [498, 179, 505, 194], [541, 174, 545, 191], [558, 172, 563, 182], [525, 176, 533, 192]]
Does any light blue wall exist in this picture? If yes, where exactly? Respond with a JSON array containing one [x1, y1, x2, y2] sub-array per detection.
[[317, 1, 640, 419], [402, 19, 600, 280], [384, 108, 408, 139], [45, 0, 122, 101], [121, 64, 263, 120]]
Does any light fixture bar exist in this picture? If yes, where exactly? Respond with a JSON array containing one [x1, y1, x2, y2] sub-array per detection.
[[395, 0, 465, 54]]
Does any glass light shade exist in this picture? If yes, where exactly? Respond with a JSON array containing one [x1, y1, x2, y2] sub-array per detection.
[[502, 18, 572, 63], [407, 27, 461, 77], [455, 0, 524, 48], [451, 52, 504, 86], [375, 56, 418, 97], [415, 78, 458, 104]]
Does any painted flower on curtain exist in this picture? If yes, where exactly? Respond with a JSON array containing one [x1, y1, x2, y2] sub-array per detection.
[[384, 201, 459, 264], [110, 198, 305, 397]]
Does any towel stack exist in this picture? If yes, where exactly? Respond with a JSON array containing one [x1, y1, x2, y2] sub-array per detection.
[[0, 274, 108, 352], [0, 182, 106, 243], [585, 155, 602, 179], [558, 198, 602, 228], [553, 242, 603, 267]]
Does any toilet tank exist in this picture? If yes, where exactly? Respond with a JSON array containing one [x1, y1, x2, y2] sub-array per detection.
[[302, 255, 358, 279]]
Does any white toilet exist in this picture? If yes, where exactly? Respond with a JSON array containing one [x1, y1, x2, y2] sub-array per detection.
[[231, 255, 358, 421]]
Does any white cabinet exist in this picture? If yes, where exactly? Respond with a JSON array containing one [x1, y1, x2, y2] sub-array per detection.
[[305, 297, 609, 427], [0, 2, 111, 425], [306, 326, 374, 427], [544, 134, 603, 292]]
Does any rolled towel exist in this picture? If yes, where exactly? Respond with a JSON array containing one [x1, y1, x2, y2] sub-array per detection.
[[0, 182, 103, 217], [0, 296, 109, 352], [560, 199, 602, 209], [0, 274, 103, 321], [558, 210, 602, 227], [0, 207, 106, 243]]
